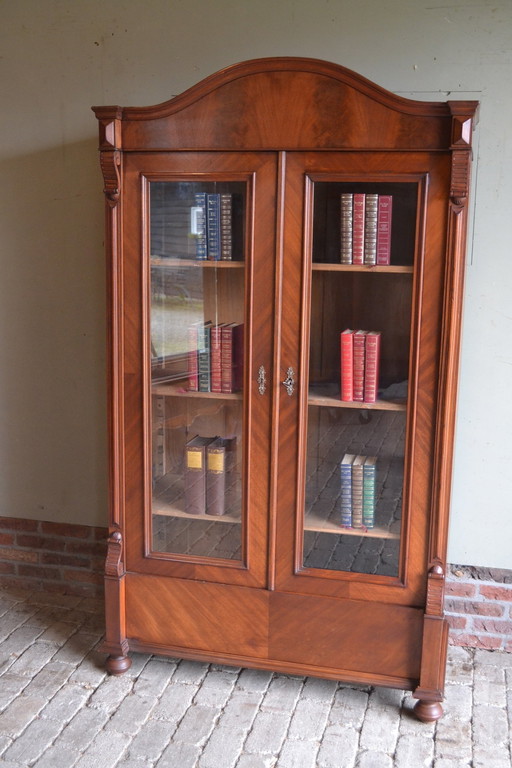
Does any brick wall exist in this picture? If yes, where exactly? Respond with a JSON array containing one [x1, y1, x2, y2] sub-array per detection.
[[1, 517, 511, 651], [0, 517, 107, 598], [445, 565, 512, 652]]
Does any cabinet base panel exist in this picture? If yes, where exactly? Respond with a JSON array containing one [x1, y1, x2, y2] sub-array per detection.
[[119, 572, 424, 691], [125, 636, 416, 691]]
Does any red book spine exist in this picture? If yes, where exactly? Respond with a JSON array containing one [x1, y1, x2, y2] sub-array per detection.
[[232, 324, 244, 392], [210, 324, 223, 393], [340, 330, 354, 401], [353, 330, 367, 402], [221, 324, 234, 393], [352, 194, 365, 265], [364, 332, 381, 403], [188, 324, 199, 392], [221, 323, 244, 393], [364, 194, 378, 265], [376, 195, 393, 265]]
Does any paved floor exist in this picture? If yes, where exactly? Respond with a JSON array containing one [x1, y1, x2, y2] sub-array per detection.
[[0, 587, 511, 768]]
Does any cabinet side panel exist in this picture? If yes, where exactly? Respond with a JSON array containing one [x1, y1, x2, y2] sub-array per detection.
[[125, 574, 269, 657], [269, 592, 422, 681]]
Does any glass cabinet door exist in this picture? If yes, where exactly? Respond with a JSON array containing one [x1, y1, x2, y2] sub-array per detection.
[[149, 180, 247, 562], [303, 180, 417, 579], [123, 152, 275, 587], [275, 153, 432, 598]]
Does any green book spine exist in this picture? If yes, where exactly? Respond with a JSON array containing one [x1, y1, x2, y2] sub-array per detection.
[[363, 456, 377, 528], [351, 455, 365, 528]]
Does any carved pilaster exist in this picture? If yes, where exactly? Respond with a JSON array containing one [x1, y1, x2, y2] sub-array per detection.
[[105, 529, 124, 578], [448, 101, 478, 210], [425, 564, 445, 616], [99, 150, 121, 207], [450, 149, 471, 211]]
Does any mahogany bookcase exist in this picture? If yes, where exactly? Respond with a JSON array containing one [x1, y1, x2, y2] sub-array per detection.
[[93, 58, 478, 721]]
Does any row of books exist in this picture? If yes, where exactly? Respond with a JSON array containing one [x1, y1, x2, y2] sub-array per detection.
[[340, 454, 377, 529], [189, 322, 243, 393], [340, 329, 381, 403], [184, 435, 236, 517], [192, 193, 243, 261], [340, 193, 392, 265]]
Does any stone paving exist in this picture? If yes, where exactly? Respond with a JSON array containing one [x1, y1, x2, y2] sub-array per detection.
[[0, 587, 511, 768]]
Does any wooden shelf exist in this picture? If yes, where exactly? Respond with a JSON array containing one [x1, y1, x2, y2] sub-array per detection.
[[312, 263, 413, 274], [152, 381, 243, 399], [153, 501, 241, 525], [305, 512, 400, 540], [308, 386, 406, 412], [151, 257, 245, 269]]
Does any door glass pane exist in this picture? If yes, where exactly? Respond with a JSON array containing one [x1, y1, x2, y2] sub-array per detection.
[[303, 181, 417, 577], [149, 181, 246, 561]]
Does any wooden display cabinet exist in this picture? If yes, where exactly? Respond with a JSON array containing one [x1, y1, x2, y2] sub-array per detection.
[[93, 58, 478, 720]]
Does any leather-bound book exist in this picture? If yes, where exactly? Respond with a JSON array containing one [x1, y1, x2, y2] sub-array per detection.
[[353, 330, 368, 402], [352, 193, 365, 265], [340, 193, 353, 264], [184, 436, 216, 515], [206, 437, 237, 516], [340, 329, 354, 401], [364, 331, 381, 403], [364, 193, 378, 265], [376, 195, 393, 265], [351, 455, 365, 528]]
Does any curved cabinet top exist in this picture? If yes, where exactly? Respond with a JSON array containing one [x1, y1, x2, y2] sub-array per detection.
[[92, 57, 478, 153]]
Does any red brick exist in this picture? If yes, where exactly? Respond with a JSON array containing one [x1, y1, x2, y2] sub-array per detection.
[[18, 564, 61, 580], [472, 618, 512, 635], [479, 585, 512, 602], [65, 540, 106, 556], [444, 599, 504, 617], [445, 582, 477, 598], [0, 562, 16, 574], [450, 633, 502, 650], [16, 534, 67, 551], [40, 553, 91, 568], [62, 569, 103, 585], [0, 547, 38, 564], [0, 533, 15, 546], [93, 527, 108, 541], [0, 517, 39, 532], [40, 522, 91, 539], [505, 638, 512, 653], [447, 615, 467, 630]]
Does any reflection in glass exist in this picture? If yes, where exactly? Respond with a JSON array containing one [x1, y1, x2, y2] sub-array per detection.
[[149, 181, 246, 560]]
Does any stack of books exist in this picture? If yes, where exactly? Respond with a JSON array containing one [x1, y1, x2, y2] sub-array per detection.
[[188, 322, 243, 393], [340, 454, 377, 529], [340, 193, 392, 265], [340, 329, 381, 403], [184, 436, 237, 516], [192, 192, 243, 261]]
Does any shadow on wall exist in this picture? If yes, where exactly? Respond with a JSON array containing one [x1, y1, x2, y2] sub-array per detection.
[[0, 138, 108, 527]]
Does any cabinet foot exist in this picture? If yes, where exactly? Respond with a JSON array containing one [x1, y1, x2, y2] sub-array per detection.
[[105, 654, 132, 675], [414, 699, 443, 722]]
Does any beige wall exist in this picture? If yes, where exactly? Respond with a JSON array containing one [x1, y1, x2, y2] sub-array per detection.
[[1, 0, 511, 568]]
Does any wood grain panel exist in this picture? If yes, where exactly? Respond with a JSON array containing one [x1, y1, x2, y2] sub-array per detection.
[[106, 59, 456, 152], [125, 573, 269, 657], [269, 591, 422, 681]]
